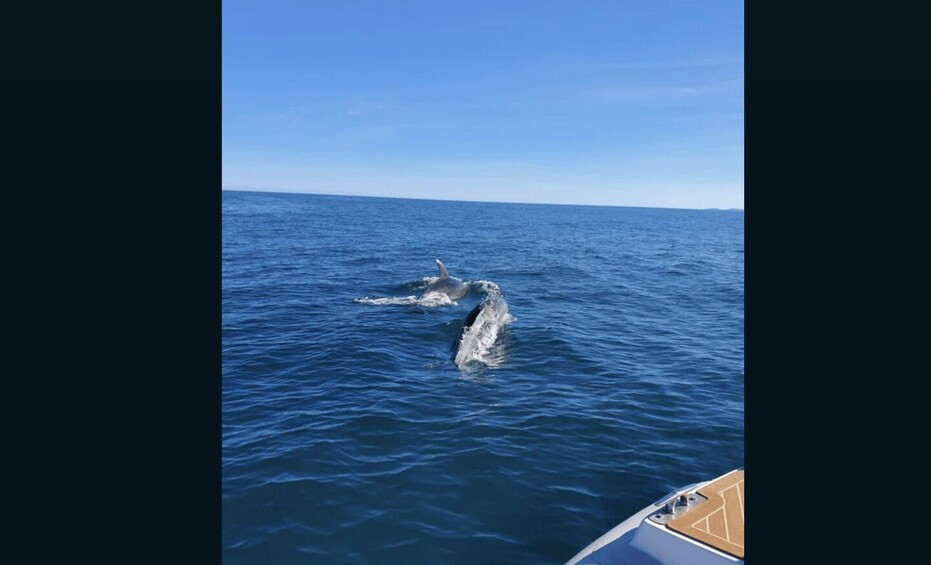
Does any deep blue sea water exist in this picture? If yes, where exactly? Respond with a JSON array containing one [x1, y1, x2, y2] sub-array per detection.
[[222, 190, 743, 564]]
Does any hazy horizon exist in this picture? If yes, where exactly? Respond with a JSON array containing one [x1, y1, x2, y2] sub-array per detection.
[[222, 187, 743, 212]]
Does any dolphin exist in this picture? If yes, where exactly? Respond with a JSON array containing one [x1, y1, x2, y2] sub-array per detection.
[[421, 259, 470, 300], [453, 302, 485, 354], [452, 296, 509, 366]]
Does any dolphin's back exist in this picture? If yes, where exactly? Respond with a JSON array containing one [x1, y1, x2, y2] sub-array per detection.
[[422, 259, 469, 300], [453, 303, 485, 354], [452, 297, 509, 366]]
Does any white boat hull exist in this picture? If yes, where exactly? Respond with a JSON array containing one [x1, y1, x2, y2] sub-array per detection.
[[566, 469, 744, 565]]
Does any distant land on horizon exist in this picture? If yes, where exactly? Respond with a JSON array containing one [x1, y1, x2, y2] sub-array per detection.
[[222, 187, 744, 213]]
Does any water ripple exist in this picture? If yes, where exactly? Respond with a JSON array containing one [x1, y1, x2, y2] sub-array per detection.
[[223, 192, 743, 564]]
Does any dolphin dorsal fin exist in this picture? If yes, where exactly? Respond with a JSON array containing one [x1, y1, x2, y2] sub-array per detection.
[[435, 259, 449, 279]]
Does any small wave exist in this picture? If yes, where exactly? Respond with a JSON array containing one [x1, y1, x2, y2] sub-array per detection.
[[354, 293, 457, 307], [470, 279, 503, 298], [409, 276, 438, 291], [390, 277, 437, 293]]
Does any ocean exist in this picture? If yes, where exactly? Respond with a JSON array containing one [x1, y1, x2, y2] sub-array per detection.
[[222, 190, 744, 563]]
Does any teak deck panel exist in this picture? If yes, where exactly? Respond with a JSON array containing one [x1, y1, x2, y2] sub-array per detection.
[[667, 470, 744, 558]]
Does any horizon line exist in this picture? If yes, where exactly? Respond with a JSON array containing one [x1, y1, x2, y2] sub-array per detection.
[[221, 186, 744, 212]]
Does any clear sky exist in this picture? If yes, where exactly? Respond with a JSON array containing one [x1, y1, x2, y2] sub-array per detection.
[[223, 1, 743, 209]]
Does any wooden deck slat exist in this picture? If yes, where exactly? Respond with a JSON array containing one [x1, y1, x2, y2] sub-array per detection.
[[667, 470, 744, 558]]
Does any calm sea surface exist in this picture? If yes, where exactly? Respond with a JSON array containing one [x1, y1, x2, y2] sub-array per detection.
[[222, 190, 744, 563]]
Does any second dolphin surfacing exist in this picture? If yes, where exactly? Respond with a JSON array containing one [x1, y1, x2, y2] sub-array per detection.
[[452, 296, 509, 367]]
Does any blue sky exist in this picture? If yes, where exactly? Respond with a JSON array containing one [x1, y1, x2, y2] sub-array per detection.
[[223, 1, 743, 209]]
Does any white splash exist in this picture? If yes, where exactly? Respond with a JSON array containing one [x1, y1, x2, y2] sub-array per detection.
[[354, 292, 457, 307], [470, 279, 503, 298]]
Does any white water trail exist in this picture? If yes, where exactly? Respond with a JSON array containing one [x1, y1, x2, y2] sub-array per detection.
[[354, 276, 468, 307], [354, 292, 457, 307]]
